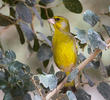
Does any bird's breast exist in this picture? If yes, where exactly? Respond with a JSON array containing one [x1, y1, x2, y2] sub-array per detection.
[[52, 32, 77, 72]]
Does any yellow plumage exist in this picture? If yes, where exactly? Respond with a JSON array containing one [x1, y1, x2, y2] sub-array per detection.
[[49, 16, 77, 87]]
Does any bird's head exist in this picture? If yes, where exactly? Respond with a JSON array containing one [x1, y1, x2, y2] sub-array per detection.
[[48, 16, 70, 32]]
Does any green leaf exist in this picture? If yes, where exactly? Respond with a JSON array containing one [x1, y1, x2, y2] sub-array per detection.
[[36, 68, 43, 74], [39, 1, 54, 20], [23, 78, 35, 91], [75, 28, 88, 44], [33, 36, 40, 51], [5, 50, 16, 61], [37, 74, 57, 90], [3, 92, 13, 100], [10, 87, 24, 97], [83, 10, 100, 27], [37, 44, 52, 61], [10, 7, 16, 18], [97, 82, 110, 100], [16, 24, 25, 44], [49, 65, 55, 74], [16, 2, 32, 23], [56, 71, 66, 84], [0, 80, 8, 90], [0, 13, 14, 26], [2, 0, 16, 5], [88, 29, 107, 50], [63, 0, 83, 13], [66, 91, 77, 100], [43, 60, 49, 68], [78, 41, 87, 49], [23, 64, 30, 73]]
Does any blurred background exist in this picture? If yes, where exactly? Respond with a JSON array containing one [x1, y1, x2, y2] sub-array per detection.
[[0, 0, 110, 100]]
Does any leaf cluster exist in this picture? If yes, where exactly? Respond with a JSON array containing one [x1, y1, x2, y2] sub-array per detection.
[[1, 0, 110, 100], [0, 50, 35, 100]]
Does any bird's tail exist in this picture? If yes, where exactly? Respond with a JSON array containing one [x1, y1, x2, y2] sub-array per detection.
[[64, 71, 75, 87], [61, 71, 76, 93]]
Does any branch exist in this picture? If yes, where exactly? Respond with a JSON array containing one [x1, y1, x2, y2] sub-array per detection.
[[46, 76, 68, 100], [45, 38, 110, 100], [31, 75, 46, 100], [35, 2, 63, 9]]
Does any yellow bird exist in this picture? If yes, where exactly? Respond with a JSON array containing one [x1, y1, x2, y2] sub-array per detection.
[[48, 16, 77, 87]]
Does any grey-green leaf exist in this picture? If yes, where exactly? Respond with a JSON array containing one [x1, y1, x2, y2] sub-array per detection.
[[34, 94, 42, 100], [83, 71, 94, 87], [16, 24, 25, 44], [97, 82, 110, 100], [16, 2, 32, 23], [75, 28, 88, 44], [103, 25, 110, 37], [8, 61, 24, 73], [5, 50, 16, 61], [32, 7, 43, 26], [88, 29, 107, 50], [0, 71, 6, 80], [37, 44, 52, 61], [23, 93, 32, 100], [63, 0, 83, 13], [19, 22, 34, 41], [75, 89, 91, 100], [83, 10, 100, 27], [66, 91, 77, 100], [0, 58, 12, 65], [37, 74, 57, 90], [40, 0, 55, 4], [67, 68, 79, 82], [3, 92, 13, 100], [37, 32, 52, 46]]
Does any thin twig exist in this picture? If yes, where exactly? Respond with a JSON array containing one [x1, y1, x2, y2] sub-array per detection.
[[31, 75, 46, 100], [45, 8, 54, 34], [36, 2, 63, 9], [31, 14, 35, 33], [45, 38, 110, 100]]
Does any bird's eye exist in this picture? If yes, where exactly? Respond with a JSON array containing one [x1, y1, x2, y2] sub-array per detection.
[[55, 18, 60, 21]]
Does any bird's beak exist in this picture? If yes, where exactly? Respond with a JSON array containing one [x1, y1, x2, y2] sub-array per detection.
[[48, 18, 55, 24]]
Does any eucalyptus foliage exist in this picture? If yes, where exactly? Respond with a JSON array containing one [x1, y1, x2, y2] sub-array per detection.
[[0, 0, 110, 100]]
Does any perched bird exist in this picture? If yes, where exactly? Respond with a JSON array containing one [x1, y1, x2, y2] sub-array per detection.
[[48, 16, 77, 88]]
